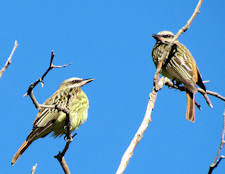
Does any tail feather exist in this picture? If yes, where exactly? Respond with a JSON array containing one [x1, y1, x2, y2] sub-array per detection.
[[11, 140, 32, 165], [186, 91, 195, 122]]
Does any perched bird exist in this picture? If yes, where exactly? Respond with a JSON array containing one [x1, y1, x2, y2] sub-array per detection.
[[11, 77, 94, 165], [152, 31, 206, 122]]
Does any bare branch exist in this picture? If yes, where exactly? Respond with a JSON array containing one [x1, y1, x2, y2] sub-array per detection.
[[53, 63, 72, 68], [208, 111, 225, 174], [154, 0, 203, 90], [116, 77, 165, 174], [31, 163, 37, 174], [197, 88, 213, 108], [0, 41, 18, 78], [24, 50, 71, 105], [204, 90, 225, 102], [54, 156, 70, 174]]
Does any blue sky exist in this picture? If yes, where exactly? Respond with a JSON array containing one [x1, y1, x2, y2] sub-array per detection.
[[1, 0, 225, 173]]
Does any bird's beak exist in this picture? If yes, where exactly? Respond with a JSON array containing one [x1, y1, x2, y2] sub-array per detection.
[[152, 34, 160, 41], [81, 78, 94, 86]]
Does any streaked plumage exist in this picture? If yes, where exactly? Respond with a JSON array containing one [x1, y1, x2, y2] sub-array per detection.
[[11, 77, 93, 165], [152, 31, 206, 122]]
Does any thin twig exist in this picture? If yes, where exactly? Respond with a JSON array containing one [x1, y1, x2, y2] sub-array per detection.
[[0, 41, 18, 78], [208, 110, 225, 174], [24, 50, 71, 107], [31, 163, 37, 174], [116, 77, 165, 174], [153, 0, 203, 90], [205, 90, 225, 102], [196, 88, 213, 108]]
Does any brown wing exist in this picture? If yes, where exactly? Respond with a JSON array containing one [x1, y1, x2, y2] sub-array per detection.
[[33, 91, 68, 127], [164, 43, 198, 94], [26, 89, 69, 141]]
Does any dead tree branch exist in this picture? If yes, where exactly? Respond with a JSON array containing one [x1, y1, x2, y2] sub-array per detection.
[[116, 77, 165, 174], [0, 41, 18, 78]]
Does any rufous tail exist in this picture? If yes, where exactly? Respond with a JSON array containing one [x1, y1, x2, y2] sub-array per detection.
[[11, 140, 32, 165], [186, 91, 195, 122]]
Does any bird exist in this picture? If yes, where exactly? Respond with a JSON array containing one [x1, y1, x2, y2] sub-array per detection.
[[152, 30, 206, 122], [11, 77, 94, 165]]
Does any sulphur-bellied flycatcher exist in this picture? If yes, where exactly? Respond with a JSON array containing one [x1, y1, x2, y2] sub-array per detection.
[[11, 77, 94, 165], [152, 31, 206, 122]]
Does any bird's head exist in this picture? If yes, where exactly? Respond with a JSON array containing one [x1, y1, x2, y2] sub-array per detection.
[[152, 31, 178, 44], [59, 77, 94, 89]]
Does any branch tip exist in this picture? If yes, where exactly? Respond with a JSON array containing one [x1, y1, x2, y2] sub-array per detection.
[[0, 40, 18, 78]]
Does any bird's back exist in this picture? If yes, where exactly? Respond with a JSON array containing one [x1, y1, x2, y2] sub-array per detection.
[[152, 41, 198, 94]]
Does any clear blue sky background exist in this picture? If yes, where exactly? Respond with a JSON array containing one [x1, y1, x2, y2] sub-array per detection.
[[0, 0, 225, 173]]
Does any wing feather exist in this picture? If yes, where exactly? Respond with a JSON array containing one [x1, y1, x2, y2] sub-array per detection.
[[163, 44, 198, 94], [27, 89, 70, 140], [33, 90, 68, 127]]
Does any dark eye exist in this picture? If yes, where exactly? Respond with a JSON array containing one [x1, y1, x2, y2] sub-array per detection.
[[163, 34, 171, 38], [73, 80, 79, 83]]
